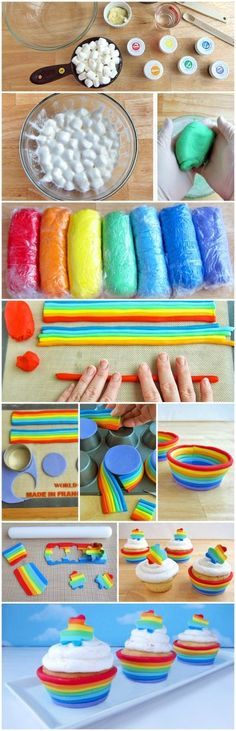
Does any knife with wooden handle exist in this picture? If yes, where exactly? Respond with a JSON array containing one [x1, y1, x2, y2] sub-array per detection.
[[179, 3, 227, 23], [182, 13, 234, 45]]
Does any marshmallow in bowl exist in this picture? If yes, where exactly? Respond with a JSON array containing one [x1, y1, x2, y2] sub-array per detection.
[[72, 37, 121, 87], [35, 106, 120, 193]]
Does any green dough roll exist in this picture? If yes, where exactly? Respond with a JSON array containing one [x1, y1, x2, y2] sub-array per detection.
[[175, 121, 216, 171], [67, 210, 102, 298], [103, 212, 137, 296]]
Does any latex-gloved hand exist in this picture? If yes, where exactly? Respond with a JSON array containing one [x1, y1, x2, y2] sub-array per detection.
[[158, 118, 195, 200], [195, 116, 234, 201]]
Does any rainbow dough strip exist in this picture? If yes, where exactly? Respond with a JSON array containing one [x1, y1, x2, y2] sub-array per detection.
[[11, 409, 78, 426], [43, 300, 217, 323], [98, 461, 128, 514], [3, 542, 27, 565], [14, 563, 48, 595], [131, 498, 156, 521], [167, 444, 233, 490], [80, 407, 121, 430], [38, 323, 234, 347], [95, 572, 114, 589], [10, 428, 78, 443], [145, 452, 156, 483], [69, 572, 86, 590]]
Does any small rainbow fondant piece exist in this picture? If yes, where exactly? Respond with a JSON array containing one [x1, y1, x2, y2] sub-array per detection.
[[136, 610, 163, 632], [131, 498, 156, 521], [167, 444, 233, 491], [81, 544, 106, 563], [44, 542, 106, 565], [43, 300, 217, 323], [2, 542, 27, 566], [158, 431, 179, 461], [206, 544, 227, 564], [14, 563, 48, 595], [60, 615, 93, 645], [79, 407, 121, 431], [131, 528, 145, 540], [37, 665, 117, 707], [11, 409, 78, 426], [147, 544, 167, 565], [95, 572, 114, 589], [98, 461, 128, 514], [10, 428, 78, 444], [69, 572, 86, 590], [174, 528, 187, 540], [145, 452, 156, 483], [38, 323, 234, 347], [189, 614, 209, 630]]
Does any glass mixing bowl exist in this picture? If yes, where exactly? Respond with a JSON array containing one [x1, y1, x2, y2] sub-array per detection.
[[19, 93, 138, 201], [4, 2, 98, 51]]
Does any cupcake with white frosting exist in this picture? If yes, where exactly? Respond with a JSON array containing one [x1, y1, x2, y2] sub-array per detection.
[[36, 614, 117, 707], [136, 543, 179, 593], [165, 528, 193, 563], [173, 613, 220, 664], [121, 528, 149, 563], [188, 544, 233, 595], [116, 610, 176, 682]]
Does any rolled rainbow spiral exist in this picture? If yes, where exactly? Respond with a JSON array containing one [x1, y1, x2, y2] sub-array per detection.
[[145, 451, 156, 482], [98, 458, 144, 514], [38, 324, 234, 347], [43, 300, 216, 323], [11, 409, 78, 426], [167, 444, 233, 491], [158, 431, 179, 461]]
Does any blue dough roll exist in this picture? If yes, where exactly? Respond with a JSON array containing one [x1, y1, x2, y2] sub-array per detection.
[[130, 206, 171, 297], [102, 212, 137, 296], [192, 207, 232, 287], [159, 204, 204, 294]]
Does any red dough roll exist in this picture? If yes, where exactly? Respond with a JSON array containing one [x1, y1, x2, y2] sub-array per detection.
[[39, 207, 70, 295], [7, 208, 41, 296]]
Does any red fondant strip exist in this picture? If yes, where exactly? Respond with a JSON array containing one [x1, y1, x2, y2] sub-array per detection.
[[56, 373, 219, 384]]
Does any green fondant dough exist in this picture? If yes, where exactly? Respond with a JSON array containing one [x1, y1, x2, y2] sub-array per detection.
[[175, 122, 216, 171], [102, 212, 137, 296]]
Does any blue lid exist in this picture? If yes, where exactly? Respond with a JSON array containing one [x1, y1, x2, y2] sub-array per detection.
[[104, 445, 142, 475], [80, 418, 97, 439]]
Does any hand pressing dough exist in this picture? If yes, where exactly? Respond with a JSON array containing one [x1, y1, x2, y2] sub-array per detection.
[[175, 121, 216, 171], [4, 301, 35, 341]]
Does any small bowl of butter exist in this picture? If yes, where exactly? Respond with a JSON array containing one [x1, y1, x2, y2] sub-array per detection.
[[104, 2, 132, 28]]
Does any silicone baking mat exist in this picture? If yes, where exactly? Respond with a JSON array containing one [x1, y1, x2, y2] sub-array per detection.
[[2, 301, 233, 402]]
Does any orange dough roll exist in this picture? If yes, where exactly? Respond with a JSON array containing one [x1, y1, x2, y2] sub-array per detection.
[[39, 207, 71, 295]]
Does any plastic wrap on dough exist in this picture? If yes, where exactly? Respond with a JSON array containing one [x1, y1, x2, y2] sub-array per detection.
[[67, 210, 102, 298], [159, 204, 204, 295], [130, 206, 171, 297], [7, 208, 41, 296], [192, 206, 233, 288], [103, 211, 137, 296], [40, 207, 70, 295]]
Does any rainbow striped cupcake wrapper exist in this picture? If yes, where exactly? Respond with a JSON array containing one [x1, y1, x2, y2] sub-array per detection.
[[131, 498, 156, 521], [98, 459, 144, 514], [167, 445, 233, 491], [121, 547, 149, 563], [158, 432, 179, 461], [11, 410, 78, 426], [144, 453, 156, 483], [43, 300, 217, 324], [188, 566, 233, 594], [173, 640, 220, 664], [38, 323, 234, 347], [10, 428, 78, 444], [116, 650, 176, 682], [2, 542, 27, 565], [37, 665, 117, 707], [165, 548, 193, 563], [14, 563, 48, 595]]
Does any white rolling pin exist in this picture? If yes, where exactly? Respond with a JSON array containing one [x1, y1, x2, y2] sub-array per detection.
[[8, 525, 112, 539]]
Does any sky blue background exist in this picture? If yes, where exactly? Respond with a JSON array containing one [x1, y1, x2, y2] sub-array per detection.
[[2, 603, 234, 648]]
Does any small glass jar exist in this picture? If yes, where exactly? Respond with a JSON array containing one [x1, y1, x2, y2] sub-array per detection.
[[154, 3, 181, 29]]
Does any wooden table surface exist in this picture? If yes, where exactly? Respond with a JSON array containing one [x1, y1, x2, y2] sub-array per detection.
[[158, 421, 234, 521], [2, 92, 153, 201], [2, 200, 234, 299], [2, 1, 234, 92], [158, 92, 234, 201], [80, 494, 156, 522], [119, 538, 234, 602]]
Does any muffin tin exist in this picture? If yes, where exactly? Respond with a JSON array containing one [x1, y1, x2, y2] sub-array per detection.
[[80, 408, 157, 495]]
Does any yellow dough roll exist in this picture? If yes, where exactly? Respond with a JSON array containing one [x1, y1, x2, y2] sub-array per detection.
[[67, 210, 102, 298]]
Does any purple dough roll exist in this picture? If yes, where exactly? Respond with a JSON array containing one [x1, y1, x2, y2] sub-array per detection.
[[192, 207, 232, 287]]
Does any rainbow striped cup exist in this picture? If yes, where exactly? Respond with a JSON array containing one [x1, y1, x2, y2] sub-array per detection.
[[116, 649, 176, 682], [36, 665, 117, 707], [173, 640, 220, 665], [188, 566, 233, 595], [158, 432, 179, 461], [167, 444, 233, 491]]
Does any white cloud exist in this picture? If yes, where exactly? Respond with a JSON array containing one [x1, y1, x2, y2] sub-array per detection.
[[213, 630, 233, 648], [37, 627, 60, 643], [30, 605, 77, 624], [2, 640, 12, 647], [117, 611, 140, 625]]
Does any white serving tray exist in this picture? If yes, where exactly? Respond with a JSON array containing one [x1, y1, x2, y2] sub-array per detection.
[[6, 650, 233, 730]]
